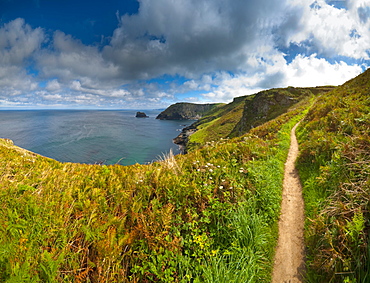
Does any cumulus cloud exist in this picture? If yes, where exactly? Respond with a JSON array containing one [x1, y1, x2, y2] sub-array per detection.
[[283, 54, 363, 86], [36, 31, 121, 86], [200, 54, 363, 103], [0, 18, 44, 65], [285, 0, 370, 59], [0, 0, 369, 108], [103, 0, 287, 79], [45, 79, 61, 91], [0, 18, 44, 96]]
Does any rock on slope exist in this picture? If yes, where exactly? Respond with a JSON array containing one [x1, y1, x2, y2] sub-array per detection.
[[172, 86, 334, 151]]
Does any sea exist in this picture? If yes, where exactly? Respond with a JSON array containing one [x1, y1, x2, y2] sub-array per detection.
[[0, 110, 193, 166]]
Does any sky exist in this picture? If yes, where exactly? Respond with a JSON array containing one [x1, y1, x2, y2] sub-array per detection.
[[0, 0, 369, 109]]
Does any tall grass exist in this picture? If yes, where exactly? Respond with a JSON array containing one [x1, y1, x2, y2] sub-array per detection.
[[296, 70, 370, 282], [0, 98, 312, 282]]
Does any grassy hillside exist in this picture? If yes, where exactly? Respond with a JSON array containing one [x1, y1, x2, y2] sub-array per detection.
[[0, 99, 312, 282], [0, 69, 369, 282], [296, 69, 370, 282], [186, 96, 247, 150], [156, 102, 224, 120], [187, 86, 334, 150]]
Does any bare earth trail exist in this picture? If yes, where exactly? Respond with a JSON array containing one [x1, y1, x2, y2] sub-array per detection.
[[272, 122, 306, 283]]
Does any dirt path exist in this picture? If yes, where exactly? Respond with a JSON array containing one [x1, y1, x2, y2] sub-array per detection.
[[271, 122, 306, 283]]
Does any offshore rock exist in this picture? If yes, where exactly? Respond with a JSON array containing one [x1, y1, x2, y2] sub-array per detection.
[[136, 111, 149, 118]]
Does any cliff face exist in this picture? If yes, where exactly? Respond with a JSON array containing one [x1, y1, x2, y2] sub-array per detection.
[[156, 102, 223, 120], [230, 86, 335, 137], [173, 86, 335, 151]]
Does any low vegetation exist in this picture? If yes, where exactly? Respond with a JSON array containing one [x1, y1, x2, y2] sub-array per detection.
[[296, 69, 370, 282], [156, 102, 224, 120], [187, 86, 333, 151], [0, 68, 369, 282], [0, 96, 311, 282]]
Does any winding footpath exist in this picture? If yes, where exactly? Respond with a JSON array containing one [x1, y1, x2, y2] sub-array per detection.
[[272, 122, 306, 283]]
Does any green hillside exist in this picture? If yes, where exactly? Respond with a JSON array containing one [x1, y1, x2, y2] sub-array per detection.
[[156, 102, 224, 120], [0, 69, 369, 282], [296, 69, 370, 282], [0, 103, 310, 282], [185, 86, 334, 151]]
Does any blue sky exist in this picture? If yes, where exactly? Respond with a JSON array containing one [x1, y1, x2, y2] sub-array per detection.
[[0, 0, 369, 109]]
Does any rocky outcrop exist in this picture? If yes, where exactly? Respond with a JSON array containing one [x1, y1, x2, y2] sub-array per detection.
[[173, 124, 198, 154], [171, 86, 336, 153], [156, 102, 222, 120], [230, 86, 335, 137], [136, 111, 149, 118]]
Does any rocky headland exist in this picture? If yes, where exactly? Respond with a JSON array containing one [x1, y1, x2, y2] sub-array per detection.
[[156, 102, 222, 120], [163, 86, 335, 153]]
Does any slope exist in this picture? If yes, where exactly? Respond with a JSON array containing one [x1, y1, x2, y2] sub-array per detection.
[[185, 86, 334, 151], [156, 102, 224, 120], [296, 68, 370, 282], [0, 98, 313, 282]]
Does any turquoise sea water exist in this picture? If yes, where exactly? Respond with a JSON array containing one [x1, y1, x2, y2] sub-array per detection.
[[0, 110, 192, 166]]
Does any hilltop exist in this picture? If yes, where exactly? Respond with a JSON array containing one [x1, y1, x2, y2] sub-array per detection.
[[0, 70, 369, 282], [171, 86, 334, 151], [156, 102, 223, 120]]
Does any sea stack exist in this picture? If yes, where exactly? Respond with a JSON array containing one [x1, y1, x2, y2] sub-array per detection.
[[136, 111, 149, 118]]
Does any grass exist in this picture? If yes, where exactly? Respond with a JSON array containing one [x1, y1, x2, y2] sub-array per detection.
[[0, 97, 312, 282], [0, 72, 363, 282], [296, 69, 370, 282], [187, 86, 333, 151]]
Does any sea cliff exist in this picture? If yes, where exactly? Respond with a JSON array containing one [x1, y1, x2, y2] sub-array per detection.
[[156, 102, 223, 120], [170, 86, 335, 152]]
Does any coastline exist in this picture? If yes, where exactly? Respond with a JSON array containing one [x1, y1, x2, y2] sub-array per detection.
[[173, 124, 198, 154]]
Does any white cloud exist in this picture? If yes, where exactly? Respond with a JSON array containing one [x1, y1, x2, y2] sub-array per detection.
[[0, 18, 44, 65], [201, 54, 363, 103], [0, 1, 369, 109], [286, 0, 370, 59], [283, 54, 363, 86], [45, 79, 61, 91], [0, 18, 44, 96], [36, 31, 121, 86]]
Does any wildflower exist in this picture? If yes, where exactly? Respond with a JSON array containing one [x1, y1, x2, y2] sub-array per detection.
[[209, 177, 213, 180], [219, 186, 224, 189], [209, 169, 213, 172]]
